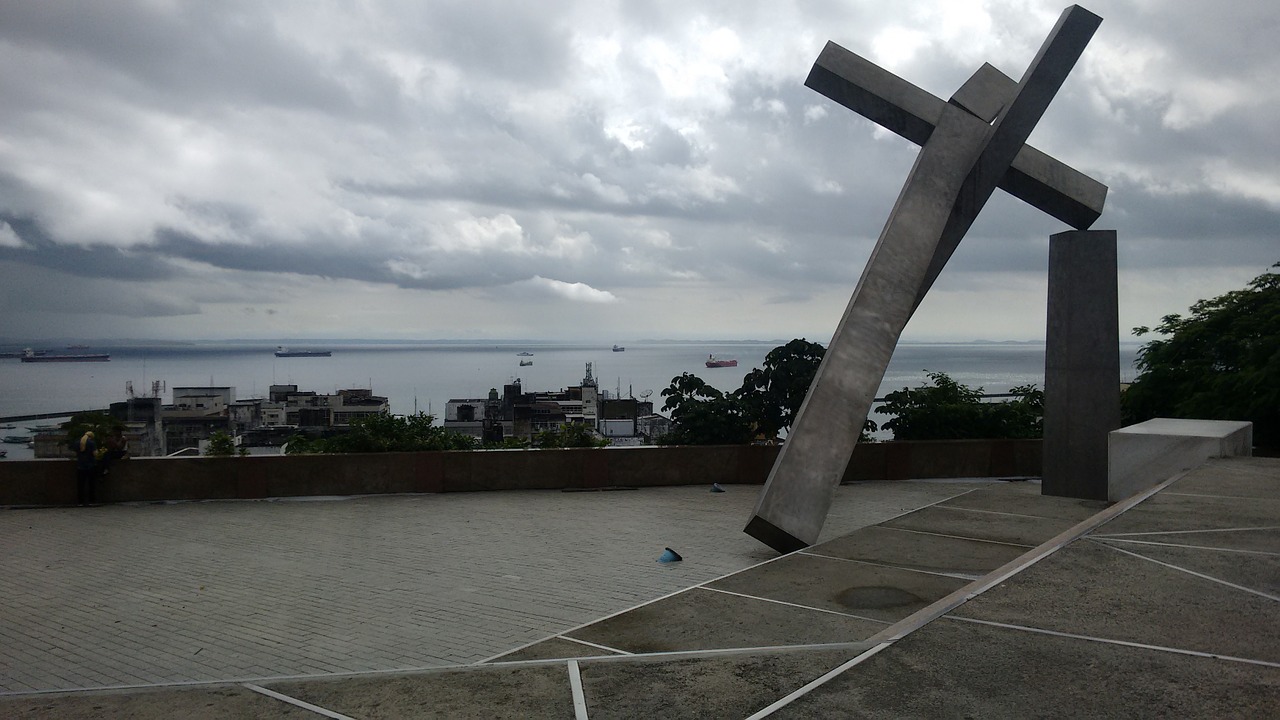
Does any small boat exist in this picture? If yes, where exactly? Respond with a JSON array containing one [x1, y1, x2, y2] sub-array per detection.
[[519, 359, 533, 366], [517, 351, 534, 356], [275, 346, 331, 357], [612, 345, 625, 352], [0, 449, 7, 458], [3, 435, 29, 444], [705, 354, 738, 368]]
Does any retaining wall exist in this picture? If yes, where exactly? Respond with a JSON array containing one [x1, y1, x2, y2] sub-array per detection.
[[0, 439, 1041, 506]]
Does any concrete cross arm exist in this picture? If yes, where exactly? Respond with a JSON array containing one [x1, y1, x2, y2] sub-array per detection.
[[806, 41, 1106, 229]]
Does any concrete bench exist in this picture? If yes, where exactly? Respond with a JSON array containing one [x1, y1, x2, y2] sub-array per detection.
[[1108, 418, 1253, 501]]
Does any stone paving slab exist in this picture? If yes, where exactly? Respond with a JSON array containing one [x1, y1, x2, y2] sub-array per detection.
[[707, 552, 967, 622], [1168, 456, 1280, 498], [0, 685, 314, 719], [805, 525, 1027, 576], [881, 504, 1075, 546], [1092, 527, 1280, 554], [1094, 492, 1280, 536], [953, 539, 1280, 663], [266, 664, 574, 720], [1092, 537, 1280, 596], [937, 480, 1108, 521], [565, 588, 886, 653], [577, 648, 858, 720], [771, 617, 1280, 719]]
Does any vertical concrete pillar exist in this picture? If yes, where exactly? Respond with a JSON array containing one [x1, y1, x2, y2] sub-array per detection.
[[1042, 230, 1120, 500]]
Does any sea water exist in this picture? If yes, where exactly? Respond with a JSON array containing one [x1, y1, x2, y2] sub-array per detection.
[[0, 340, 1141, 460]]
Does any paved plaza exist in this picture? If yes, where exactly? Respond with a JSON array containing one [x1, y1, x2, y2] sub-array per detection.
[[2, 458, 1277, 718], [0, 481, 970, 694]]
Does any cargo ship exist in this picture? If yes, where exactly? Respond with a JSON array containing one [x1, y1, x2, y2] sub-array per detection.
[[20, 348, 109, 362], [612, 345, 625, 352], [274, 347, 332, 358], [705, 354, 737, 368]]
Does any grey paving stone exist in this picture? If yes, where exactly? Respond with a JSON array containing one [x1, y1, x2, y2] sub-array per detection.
[[807, 525, 1027, 575], [1169, 457, 1280, 500], [268, 664, 574, 720], [881, 505, 1076, 546], [708, 552, 968, 622], [938, 480, 1108, 521], [1095, 493, 1280, 536], [953, 540, 1280, 663], [1090, 538, 1280, 597], [0, 685, 316, 719], [1087, 526, 1280, 554], [772, 616, 1280, 719], [566, 588, 885, 653], [578, 648, 859, 719]]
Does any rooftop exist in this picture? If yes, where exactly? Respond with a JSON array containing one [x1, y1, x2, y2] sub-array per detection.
[[1, 457, 1276, 717]]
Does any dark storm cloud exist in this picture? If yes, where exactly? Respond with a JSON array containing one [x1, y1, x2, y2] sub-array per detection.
[[0, 214, 183, 281], [0, 1, 1275, 340]]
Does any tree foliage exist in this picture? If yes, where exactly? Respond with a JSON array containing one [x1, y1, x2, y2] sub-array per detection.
[[205, 431, 236, 457], [657, 339, 876, 445], [1123, 263, 1279, 449], [738, 339, 828, 441], [533, 423, 610, 448], [286, 413, 479, 454], [877, 372, 1043, 440], [658, 373, 755, 445], [62, 412, 123, 451]]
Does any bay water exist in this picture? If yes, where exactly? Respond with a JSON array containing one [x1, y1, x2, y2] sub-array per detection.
[[0, 340, 1141, 460]]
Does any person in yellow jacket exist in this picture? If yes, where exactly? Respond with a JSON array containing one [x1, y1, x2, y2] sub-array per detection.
[[76, 431, 97, 505]]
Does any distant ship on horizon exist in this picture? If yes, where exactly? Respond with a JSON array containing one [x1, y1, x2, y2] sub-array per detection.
[[612, 345, 625, 352], [275, 346, 332, 358], [705, 354, 737, 368], [19, 348, 109, 363]]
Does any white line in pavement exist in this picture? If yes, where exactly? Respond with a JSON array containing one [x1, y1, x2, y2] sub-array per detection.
[[871, 525, 1035, 548], [1087, 539, 1280, 602], [700, 587, 890, 624], [243, 683, 357, 720], [944, 617, 1280, 668], [1094, 537, 1280, 556], [558, 635, 633, 655], [1092, 525, 1280, 538], [797, 550, 983, 581], [930, 504, 1066, 521], [567, 660, 589, 720], [743, 642, 892, 720]]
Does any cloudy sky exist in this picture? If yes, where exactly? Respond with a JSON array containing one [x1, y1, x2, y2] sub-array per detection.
[[0, 0, 1275, 343]]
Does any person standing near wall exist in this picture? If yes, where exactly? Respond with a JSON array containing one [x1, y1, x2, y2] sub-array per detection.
[[76, 431, 97, 505]]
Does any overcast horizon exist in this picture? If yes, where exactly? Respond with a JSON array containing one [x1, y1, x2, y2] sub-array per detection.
[[1, 1, 1276, 344]]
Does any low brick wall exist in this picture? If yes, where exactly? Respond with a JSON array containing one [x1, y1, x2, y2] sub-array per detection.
[[0, 439, 1042, 507]]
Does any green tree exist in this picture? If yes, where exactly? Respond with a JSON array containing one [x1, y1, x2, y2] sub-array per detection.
[[533, 423, 610, 448], [657, 341, 877, 445], [205, 431, 236, 456], [62, 412, 124, 451], [1123, 263, 1279, 449], [877, 372, 1043, 440], [286, 413, 479, 454], [737, 338, 827, 441], [657, 372, 754, 445]]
